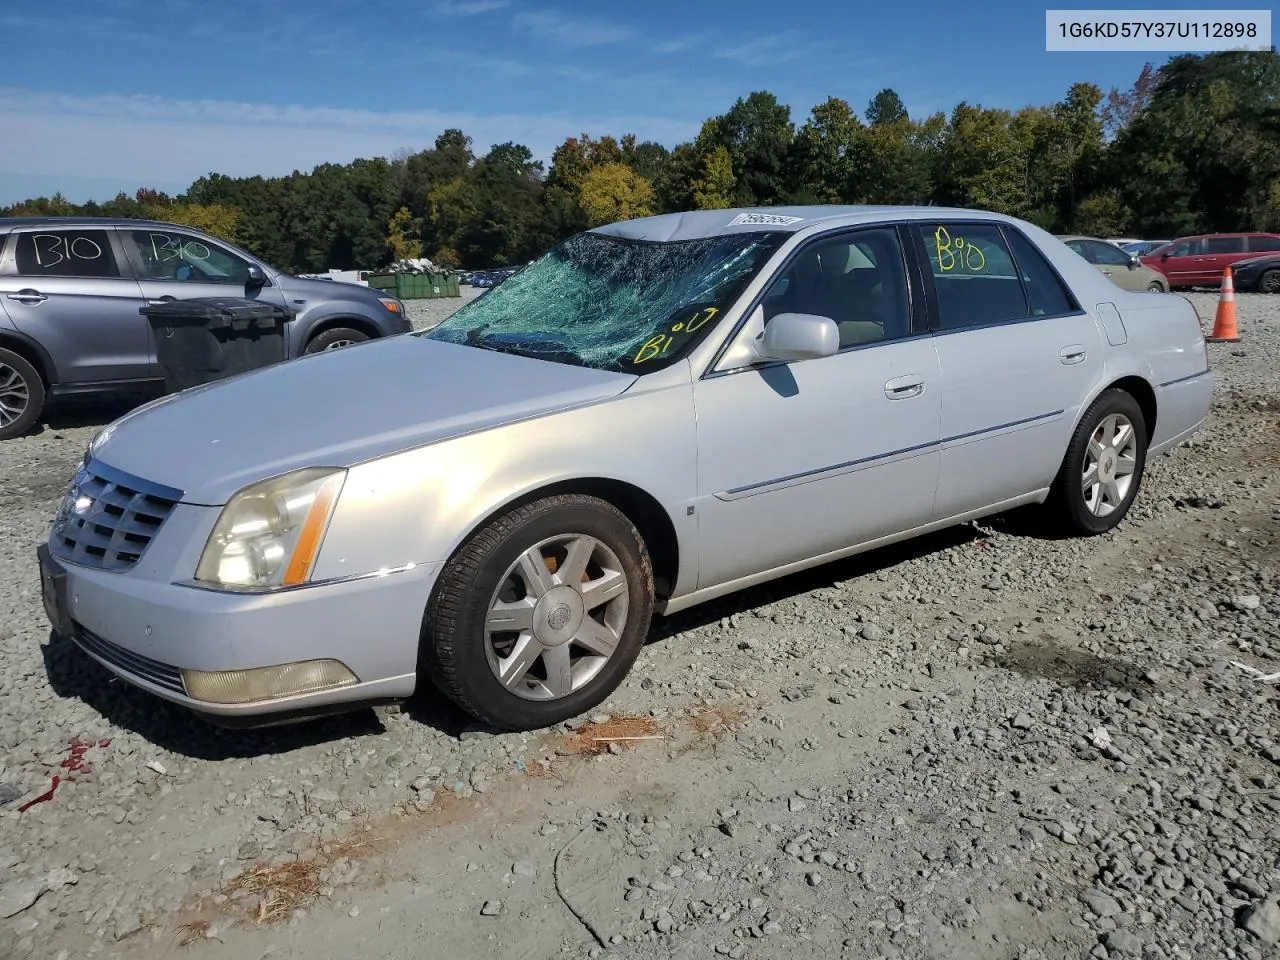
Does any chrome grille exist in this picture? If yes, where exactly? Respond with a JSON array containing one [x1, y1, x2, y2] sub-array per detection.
[[49, 461, 181, 572], [73, 625, 186, 695]]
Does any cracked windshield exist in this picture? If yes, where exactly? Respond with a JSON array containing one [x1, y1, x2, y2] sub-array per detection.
[[424, 230, 788, 372]]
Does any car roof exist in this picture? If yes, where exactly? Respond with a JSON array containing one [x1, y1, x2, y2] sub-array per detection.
[[0, 217, 207, 233], [588, 205, 1028, 243]]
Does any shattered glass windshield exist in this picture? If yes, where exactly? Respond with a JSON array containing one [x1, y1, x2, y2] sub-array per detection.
[[423, 230, 788, 373]]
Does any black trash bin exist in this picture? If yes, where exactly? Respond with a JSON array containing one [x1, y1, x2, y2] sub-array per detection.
[[140, 297, 294, 393]]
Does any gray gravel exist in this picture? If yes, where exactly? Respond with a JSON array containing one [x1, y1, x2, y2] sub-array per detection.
[[0, 291, 1277, 960], [406, 285, 484, 331]]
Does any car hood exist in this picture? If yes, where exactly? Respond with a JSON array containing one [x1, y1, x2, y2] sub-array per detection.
[[277, 273, 386, 303], [1230, 255, 1278, 270], [92, 335, 637, 505]]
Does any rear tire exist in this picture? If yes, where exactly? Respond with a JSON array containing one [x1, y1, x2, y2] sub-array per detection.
[[0, 348, 45, 441], [304, 327, 370, 354], [1147, 280, 1166, 293], [422, 494, 654, 731], [1048, 389, 1148, 536]]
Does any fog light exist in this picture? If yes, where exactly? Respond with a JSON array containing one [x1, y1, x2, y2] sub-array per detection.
[[182, 660, 358, 704]]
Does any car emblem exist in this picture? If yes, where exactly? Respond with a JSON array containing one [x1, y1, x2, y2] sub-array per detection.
[[548, 604, 572, 631]]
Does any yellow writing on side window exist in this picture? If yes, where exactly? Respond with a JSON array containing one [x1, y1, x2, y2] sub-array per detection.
[[634, 306, 719, 363], [933, 226, 987, 273]]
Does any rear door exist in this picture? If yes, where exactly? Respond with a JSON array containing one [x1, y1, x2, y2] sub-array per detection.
[[913, 221, 1104, 520], [1197, 236, 1247, 284], [1083, 239, 1146, 291], [0, 227, 152, 384]]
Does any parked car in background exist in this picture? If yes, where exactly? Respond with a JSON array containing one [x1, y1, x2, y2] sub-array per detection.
[[1059, 235, 1169, 292], [37, 205, 1212, 732], [1141, 232, 1280, 288], [1229, 253, 1280, 293], [1120, 240, 1171, 257], [0, 217, 411, 440]]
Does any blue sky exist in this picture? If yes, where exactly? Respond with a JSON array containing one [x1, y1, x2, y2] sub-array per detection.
[[0, 0, 1212, 205]]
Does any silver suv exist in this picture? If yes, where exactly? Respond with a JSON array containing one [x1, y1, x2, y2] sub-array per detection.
[[0, 217, 412, 439]]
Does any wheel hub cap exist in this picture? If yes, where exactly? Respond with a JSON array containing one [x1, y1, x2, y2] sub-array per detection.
[[1082, 412, 1138, 518], [533, 586, 584, 646]]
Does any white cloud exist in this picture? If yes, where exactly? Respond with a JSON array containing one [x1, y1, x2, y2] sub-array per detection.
[[435, 0, 510, 14], [514, 10, 631, 47], [0, 88, 699, 198]]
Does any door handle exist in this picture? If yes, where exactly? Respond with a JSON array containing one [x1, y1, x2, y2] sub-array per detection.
[[1059, 345, 1087, 365], [884, 375, 925, 400], [7, 290, 47, 305], [147, 297, 178, 305]]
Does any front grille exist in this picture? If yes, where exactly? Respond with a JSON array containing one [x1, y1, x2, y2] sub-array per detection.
[[73, 625, 187, 696], [49, 462, 180, 572]]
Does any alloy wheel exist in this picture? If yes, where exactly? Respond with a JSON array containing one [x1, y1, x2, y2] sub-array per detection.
[[0, 361, 30, 427], [484, 534, 630, 701], [1082, 413, 1138, 517]]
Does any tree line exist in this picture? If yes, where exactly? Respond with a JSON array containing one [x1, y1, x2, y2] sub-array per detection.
[[5, 51, 1278, 273]]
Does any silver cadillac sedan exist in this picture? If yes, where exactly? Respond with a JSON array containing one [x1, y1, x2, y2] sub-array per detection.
[[36, 206, 1213, 731]]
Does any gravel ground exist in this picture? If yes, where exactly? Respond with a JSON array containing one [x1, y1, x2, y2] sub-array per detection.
[[0, 292, 1277, 960], [405, 285, 484, 331]]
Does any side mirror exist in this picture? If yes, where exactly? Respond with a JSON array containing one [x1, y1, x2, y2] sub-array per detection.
[[1128, 255, 1140, 268], [246, 264, 267, 287], [751, 312, 840, 363], [1160, 252, 1170, 260]]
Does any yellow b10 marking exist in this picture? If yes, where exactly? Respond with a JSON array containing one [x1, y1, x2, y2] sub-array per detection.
[[634, 306, 719, 363], [934, 226, 986, 273]]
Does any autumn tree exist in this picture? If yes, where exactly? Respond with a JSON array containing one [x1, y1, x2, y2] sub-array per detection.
[[578, 163, 655, 225], [386, 206, 424, 261], [691, 146, 736, 209]]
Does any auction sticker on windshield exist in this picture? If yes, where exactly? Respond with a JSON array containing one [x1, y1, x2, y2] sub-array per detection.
[[728, 213, 805, 226]]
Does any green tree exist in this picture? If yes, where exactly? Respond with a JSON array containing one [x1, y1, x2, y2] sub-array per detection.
[[866, 88, 907, 126], [700, 92, 795, 206], [790, 97, 863, 203]]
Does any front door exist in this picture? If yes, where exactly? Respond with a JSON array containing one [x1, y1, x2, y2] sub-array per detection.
[[693, 225, 942, 590], [1152, 238, 1204, 287], [0, 227, 152, 384], [119, 227, 287, 311], [1084, 238, 1146, 291], [913, 221, 1106, 519]]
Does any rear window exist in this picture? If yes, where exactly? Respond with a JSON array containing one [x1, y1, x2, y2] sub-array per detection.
[[14, 230, 121, 278], [919, 223, 1026, 330], [1249, 235, 1280, 252], [1004, 229, 1077, 316], [1205, 236, 1246, 255]]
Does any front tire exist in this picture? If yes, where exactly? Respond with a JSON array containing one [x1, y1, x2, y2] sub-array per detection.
[[1049, 389, 1147, 535], [1147, 280, 1167, 293], [304, 327, 370, 354], [422, 495, 654, 731], [0, 348, 45, 441], [1260, 269, 1280, 294]]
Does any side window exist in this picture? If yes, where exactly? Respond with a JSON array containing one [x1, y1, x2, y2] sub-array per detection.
[[1064, 240, 1093, 262], [763, 227, 912, 348], [127, 230, 251, 284], [14, 230, 121, 279], [1206, 236, 1245, 255], [1089, 240, 1131, 266], [1167, 239, 1202, 257], [1249, 235, 1280, 252], [1004, 229, 1077, 316], [919, 223, 1027, 330]]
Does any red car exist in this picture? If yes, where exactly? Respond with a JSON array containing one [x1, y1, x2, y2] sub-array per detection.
[[1142, 232, 1280, 288]]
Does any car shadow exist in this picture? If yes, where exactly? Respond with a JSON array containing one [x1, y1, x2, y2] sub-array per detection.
[[37, 394, 161, 433], [41, 507, 1061, 757], [647, 521, 988, 642], [41, 632, 392, 761]]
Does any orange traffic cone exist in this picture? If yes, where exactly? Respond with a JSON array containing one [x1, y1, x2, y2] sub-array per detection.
[[1206, 267, 1239, 342]]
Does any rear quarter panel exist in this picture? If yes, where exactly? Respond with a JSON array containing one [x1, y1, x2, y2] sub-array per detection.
[[1097, 291, 1212, 451]]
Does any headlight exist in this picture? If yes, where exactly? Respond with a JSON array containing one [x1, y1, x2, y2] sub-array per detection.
[[195, 468, 346, 591]]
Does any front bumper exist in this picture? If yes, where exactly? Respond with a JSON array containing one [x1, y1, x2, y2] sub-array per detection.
[[38, 539, 441, 720]]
